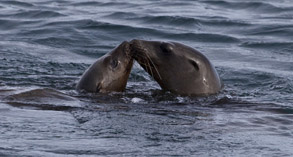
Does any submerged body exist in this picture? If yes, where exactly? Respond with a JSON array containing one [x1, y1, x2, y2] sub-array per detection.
[[76, 41, 133, 93], [130, 39, 222, 96]]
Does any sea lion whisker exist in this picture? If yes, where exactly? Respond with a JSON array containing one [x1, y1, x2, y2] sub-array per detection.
[[145, 57, 154, 79], [132, 49, 154, 78], [144, 52, 162, 80], [137, 52, 154, 79], [140, 57, 152, 78]]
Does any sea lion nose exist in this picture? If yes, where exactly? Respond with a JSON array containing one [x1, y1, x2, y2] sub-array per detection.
[[121, 40, 129, 46], [129, 39, 141, 56], [130, 39, 146, 46], [130, 39, 139, 44]]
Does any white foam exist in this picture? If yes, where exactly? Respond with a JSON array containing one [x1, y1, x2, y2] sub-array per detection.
[[131, 97, 144, 103]]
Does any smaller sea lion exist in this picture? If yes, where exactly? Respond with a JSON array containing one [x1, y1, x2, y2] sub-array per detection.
[[76, 41, 133, 93]]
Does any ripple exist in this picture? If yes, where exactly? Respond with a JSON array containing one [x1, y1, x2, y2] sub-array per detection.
[[42, 19, 90, 27], [246, 25, 293, 38], [0, 19, 41, 30], [11, 10, 65, 18], [140, 15, 202, 27], [4, 88, 81, 110], [166, 32, 240, 43], [71, 1, 138, 8], [73, 19, 167, 38], [200, 18, 252, 27], [0, 19, 22, 30], [241, 41, 293, 49], [33, 37, 80, 48], [99, 2, 138, 8], [71, 1, 102, 6], [202, 1, 293, 13], [0, 0, 34, 7], [43, 19, 157, 35], [103, 12, 139, 19]]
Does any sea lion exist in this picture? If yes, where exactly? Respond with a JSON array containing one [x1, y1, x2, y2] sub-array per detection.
[[130, 39, 222, 96], [76, 41, 133, 93]]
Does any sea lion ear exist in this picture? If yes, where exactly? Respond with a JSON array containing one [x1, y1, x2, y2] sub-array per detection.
[[189, 60, 199, 71]]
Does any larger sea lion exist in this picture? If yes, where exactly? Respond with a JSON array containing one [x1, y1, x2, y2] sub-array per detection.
[[130, 39, 222, 96], [76, 41, 133, 93]]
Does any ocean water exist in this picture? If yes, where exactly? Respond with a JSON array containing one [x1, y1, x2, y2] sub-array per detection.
[[0, 0, 293, 156]]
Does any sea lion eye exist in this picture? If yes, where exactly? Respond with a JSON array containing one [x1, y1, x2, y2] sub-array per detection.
[[111, 59, 119, 68], [160, 43, 173, 54]]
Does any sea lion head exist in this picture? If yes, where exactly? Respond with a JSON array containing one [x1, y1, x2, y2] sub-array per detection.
[[130, 39, 222, 96], [76, 41, 133, 93]]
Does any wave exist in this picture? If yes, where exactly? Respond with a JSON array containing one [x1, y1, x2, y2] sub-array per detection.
[[9, 10, 65, 18], [246, 25, 293, 38], [42, 19, 148, 33], [103, 12, 139, 19], [201, 1, 293, 13], [71, 1, 138, 8], [0, 19, 24, 30], [3, 88, 82, 111], [165, 32, 240, 43], [200, 18, 252, 27], [98, 2, 138, 7], [138, 15, 202, 27], [71, 1, 102, 6], [32, 37, 79, 47], [72, 19, 167, 38], [143, 15, 251, 28], [0, 0, 34, 7], [58, 19, 240, 43], [0, 19, 41, 27], [105, 13, 251, 29], [240, 41, 293, 49]]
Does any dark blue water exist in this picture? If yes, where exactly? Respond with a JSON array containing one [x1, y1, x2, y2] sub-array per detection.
[[1, 0, 293, 156]]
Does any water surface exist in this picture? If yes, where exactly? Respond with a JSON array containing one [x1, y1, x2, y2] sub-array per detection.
[[0, 0, 293, 156]]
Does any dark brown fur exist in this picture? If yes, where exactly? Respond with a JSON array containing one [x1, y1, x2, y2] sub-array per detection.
[[130, 39, 222, 96]]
